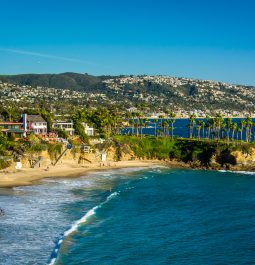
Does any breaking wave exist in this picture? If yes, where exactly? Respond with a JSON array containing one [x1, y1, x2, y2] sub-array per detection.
[[48, 191, 119, 265], [218, 170, 255, 175]]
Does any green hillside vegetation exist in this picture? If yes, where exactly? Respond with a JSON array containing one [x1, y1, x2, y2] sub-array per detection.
[[115, 136, 253, 168], [0, 72, 106, 91]]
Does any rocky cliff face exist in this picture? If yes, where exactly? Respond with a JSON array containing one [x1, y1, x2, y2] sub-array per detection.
[[231, 149, 255, 165], [8, 145, 136, 170], [207, 148, 255, 171]]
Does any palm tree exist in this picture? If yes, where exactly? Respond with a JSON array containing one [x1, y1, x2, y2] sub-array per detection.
[[221, 122, 226, 139], [129, 119, 135, 135], [214, 113, 224, 139], [158, 114, 165, 136], [162, 121, 169, 137], [188, 114, 197, 138], [253, 122, 255, 143], [204, 115, 213, 139], [169, 112, 176, 139], [237, 128, 242, 144], [153, 118, 158, 137], [231, 122, 238, 141], [205, 122, 211, 139], [226, 118, 233, 143], [140, 118, 148, 138], [240, 119, 246, 142], [134, 121, 139, 137], [197, 120, 205, 140], [131, 112, 137, 135], [245, 116, 253, 142], [134, 112, 142, 137], [201, 120, 206, 139], [210, 117, 217, 140], [131, 112, 139, 137]]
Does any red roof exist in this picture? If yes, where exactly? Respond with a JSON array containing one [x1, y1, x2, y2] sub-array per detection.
[[0, 122, 23, 125]]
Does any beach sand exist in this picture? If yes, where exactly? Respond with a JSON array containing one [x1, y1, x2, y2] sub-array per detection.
[[0, 160, 159, 188]]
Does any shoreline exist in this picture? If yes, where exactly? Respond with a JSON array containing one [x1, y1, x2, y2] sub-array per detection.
[[0, 160, 161, 188], [1, 158, 254, 189]]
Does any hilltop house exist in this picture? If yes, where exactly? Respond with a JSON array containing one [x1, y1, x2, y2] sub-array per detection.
[[52, 121, 75, 136], [81, 122, 94, 136], [0, 122, 25, 138], [20, 114, 47, 135]]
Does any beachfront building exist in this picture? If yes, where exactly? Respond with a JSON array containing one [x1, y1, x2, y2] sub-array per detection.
[[52, 121, 75, 136], [0, 122, 25, 138], [20, 114, 47, 135], [81, 122, 94, 136]]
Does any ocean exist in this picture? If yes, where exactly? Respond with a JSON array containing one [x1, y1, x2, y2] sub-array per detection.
[[121, 118, 255, 140], [0, 167, 255, 265]]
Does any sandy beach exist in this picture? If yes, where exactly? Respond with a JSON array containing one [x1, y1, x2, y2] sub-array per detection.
[[0, 160, 159, 188]]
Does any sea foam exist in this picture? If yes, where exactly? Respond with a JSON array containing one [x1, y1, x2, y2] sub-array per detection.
[[218, 170, 255, 175]]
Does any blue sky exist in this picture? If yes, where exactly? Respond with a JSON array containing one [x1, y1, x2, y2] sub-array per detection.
[[0, 0, 255, 85]]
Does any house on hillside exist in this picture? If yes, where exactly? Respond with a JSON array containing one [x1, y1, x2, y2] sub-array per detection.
[[0, 122, 25, 138], [20, 114, 47, 135], [81, 122, 94, 136], [52, 121, 75, 136]]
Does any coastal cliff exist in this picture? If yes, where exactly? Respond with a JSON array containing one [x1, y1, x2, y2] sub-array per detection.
[[115, 136, 255, 172], [3, 137, 255, 172]]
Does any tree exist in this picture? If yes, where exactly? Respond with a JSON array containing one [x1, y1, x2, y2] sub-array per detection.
[[169, 112, 176, 139], [39, 108, 54, 132], [129, 119, 135, 135], [240, 119, 246, 142], [158, 114, 165, 136], [55, 129, 69, 139], [231, 122, 237, 141], [221, 122, 226, 139], [131, 112, 137, 135], [245, 116, 253, 142], [153, 119, 158, 137], [205, 122, 211, 139], [74, 121, 89, 143], [237, 128, 242, 143], [197, 120, 205, 140], [214, 113, 224, 139], [188, 114, 197, 138], [162, 121, 169, 137], [226, 118, 233, 143]]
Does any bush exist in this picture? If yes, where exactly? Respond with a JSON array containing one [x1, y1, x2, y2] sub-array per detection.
[[0, 159, 12, 170], [47, 143, 63, 162], [54, 129, 69, 139], [27, 143, 47, 153], [74, 122, 89, 144]]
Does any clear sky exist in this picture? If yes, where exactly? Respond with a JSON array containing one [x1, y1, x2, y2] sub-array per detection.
[[0, 0, 255, 85]]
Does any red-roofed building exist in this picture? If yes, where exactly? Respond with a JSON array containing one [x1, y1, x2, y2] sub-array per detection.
[[0, 122, 25, 138]]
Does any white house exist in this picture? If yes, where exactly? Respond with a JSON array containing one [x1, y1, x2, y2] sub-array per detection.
[[20, 114, 47, 135], [81, 122, 94, 136], [52, 121, 75, 136]]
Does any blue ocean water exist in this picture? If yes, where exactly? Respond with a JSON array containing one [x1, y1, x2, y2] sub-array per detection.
[[1, 167, 255, 265], [121, 118, 255, 140]]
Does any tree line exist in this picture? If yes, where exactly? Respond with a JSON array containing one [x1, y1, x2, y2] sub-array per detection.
[[1, 104, 255, 144], [124, 112, 255, 144]]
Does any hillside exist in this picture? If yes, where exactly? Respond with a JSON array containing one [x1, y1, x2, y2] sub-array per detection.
[[0, 73, 255, 116], [0, 72, 106, 91]]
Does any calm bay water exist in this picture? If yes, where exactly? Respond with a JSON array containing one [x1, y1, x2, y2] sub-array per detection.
[[121, 118, 255, 140], [1, 167, 255, 264]]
